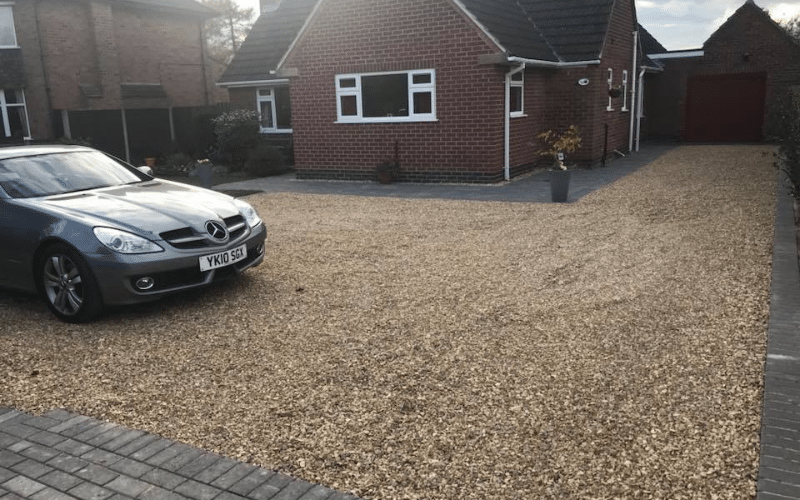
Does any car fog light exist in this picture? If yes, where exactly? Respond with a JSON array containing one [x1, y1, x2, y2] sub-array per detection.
[[135, 277, 155, 290]]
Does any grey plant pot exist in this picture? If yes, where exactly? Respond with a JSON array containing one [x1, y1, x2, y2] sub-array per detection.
[[550, 169, 571, 203]]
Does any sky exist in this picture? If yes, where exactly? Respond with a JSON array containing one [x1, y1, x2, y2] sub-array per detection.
[[231, 0, 800, 51]]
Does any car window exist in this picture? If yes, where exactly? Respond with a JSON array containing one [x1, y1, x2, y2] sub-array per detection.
[[0, 151, 146, 198]]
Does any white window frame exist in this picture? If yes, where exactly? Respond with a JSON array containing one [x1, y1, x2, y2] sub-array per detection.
[[606, 68, 614, 111], [0, 4, 17, 49], [256, 87, 292, 133], [0, 89, 30, 140], [621, 70, 629, 112], [509, 71, 524, 117], [335, 69, 437, 123]]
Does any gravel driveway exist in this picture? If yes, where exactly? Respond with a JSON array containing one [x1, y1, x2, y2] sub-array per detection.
[[0, 145, 776, 499]]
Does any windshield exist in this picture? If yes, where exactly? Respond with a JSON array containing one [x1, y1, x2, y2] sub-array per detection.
[[0, 151, 147, 198]]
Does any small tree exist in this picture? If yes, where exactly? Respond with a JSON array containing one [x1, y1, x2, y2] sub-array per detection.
[[201, 0, 256, 96], [536, 125, 582, 170], [211, 109, 261, 170]]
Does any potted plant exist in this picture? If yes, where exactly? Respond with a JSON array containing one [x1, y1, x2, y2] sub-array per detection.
[[608, 86, 623, 98], [376, 160, 400, 184], [537, 125, 582, 202]]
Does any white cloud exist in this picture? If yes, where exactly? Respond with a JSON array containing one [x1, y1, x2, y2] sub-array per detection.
[[657, 0, 697, 17]]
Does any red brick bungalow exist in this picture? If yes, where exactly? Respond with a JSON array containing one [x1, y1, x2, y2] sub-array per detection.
[[222, 0, 652, 183], [643, 0, 800, 142]]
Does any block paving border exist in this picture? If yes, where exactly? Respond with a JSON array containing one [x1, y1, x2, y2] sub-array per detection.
[[758, 184, 800, 500], [0, 407, 362, 500]]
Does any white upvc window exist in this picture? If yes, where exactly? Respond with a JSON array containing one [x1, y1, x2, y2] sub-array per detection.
[[0, 5, 17, 48], [606, 68, 614, 111], [509, 71, 524, 117], [621, 70, 629, 111], [335, 69, 436, 123], [257, 87, 292, 133], [0, 89, 30, 140]]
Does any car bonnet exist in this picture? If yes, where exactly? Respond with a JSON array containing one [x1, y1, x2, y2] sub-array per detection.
[[34, 180, 241, 241]]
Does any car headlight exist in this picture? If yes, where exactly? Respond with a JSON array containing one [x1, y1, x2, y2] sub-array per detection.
[[234, 199, 262, 228], [93, 227, 164, 254]]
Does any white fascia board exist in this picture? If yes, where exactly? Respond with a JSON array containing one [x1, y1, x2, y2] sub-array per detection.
[[508, 56, 601, 68]]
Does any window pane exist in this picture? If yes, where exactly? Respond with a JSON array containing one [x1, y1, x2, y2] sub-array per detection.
[[258, 88, 272, 96], [6, 106, 28, 139], [362, 74, 408, 118], [4, 89, 20, 104], [510, 72, 523, 82], [340, 95, 357, 116], [339, 78, 357, 89], [0, 7, 15, 47], [413, 92, 432, 114], [259, 100, 274, 128], [510, 87, 522, 113], [275, 87, 292, 129], [412, 73, 432, 85]]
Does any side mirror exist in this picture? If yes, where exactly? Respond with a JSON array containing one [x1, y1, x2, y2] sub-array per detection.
[[137, 166, 154, 176]]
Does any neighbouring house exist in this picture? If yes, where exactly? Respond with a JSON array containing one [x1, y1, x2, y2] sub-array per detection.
[[221, 0, 654, 183], [218, 0, 317, 150], [3, 0, 219, 163], [643, 0, 800, 142]]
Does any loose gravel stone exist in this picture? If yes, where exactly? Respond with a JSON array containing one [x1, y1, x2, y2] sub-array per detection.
[[0, 145, 776, 499]]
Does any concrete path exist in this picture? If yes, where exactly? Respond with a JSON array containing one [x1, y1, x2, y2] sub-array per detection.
[[214, 145, 675, 203]]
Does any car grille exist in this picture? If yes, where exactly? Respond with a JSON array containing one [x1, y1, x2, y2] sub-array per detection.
[[160, 215, 248, 249]]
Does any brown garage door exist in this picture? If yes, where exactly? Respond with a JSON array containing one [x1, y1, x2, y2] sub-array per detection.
[[684, 72, 767, 142]]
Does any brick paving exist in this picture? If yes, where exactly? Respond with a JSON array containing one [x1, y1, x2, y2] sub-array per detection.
[[214, 144, 676, 203], [0, 407, 361, 500], [758, 182, 800, 500]]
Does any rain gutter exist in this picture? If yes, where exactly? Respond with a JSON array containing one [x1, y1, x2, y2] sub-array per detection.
[[507, 56, 601, 68]]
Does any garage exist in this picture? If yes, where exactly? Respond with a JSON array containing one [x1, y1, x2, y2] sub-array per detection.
[[684, 72, 767, 143]]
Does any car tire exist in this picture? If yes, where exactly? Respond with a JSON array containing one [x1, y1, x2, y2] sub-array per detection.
[[38, 243, 104, 323]]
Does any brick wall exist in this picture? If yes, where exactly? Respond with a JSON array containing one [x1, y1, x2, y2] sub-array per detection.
[[586, 0, 637, 164], [513, 0, 636, 168], [23, 0, 211, 125], [283, 0, 508, 182], [283, 0, 636, 182], [113, 2, 211, 107]]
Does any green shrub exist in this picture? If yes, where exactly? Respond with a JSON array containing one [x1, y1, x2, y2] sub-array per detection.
[[774, 91, 800, 200], [211, 110, 260, 171], [244, 143, 289, 177]]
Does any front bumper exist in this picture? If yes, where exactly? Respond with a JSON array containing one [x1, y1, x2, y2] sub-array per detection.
[[88, 222, 267, 306]]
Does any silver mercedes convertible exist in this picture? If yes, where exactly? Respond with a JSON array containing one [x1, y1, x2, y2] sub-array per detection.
[[0, 145, 267, 322]]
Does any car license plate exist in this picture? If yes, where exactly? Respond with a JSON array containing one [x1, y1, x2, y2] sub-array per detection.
[[199, 244, 247, 272]]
